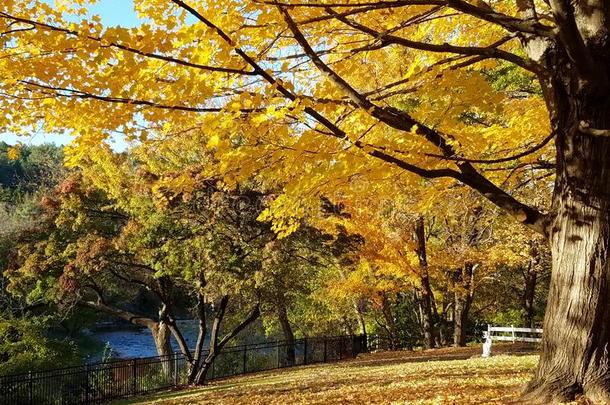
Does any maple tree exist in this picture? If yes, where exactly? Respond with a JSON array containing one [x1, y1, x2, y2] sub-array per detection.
[[1, 0, 609, 400], [318, 181, 539, 348], [5, 172, 190, 360]]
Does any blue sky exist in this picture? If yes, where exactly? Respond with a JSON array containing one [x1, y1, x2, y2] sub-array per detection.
[[1, 0, 140, 149]]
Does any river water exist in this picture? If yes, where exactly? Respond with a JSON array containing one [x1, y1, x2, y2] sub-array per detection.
[[89, 320, 205, 359]]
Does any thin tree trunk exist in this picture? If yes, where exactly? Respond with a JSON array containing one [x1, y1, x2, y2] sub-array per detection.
[[414, 216, 437, 349], [150, 320, 173, 376], [353, 298, 367, 336], [435, 278, 451, 347], [194, 297, 260, 385], [522, 245, 539, 329], [379, 293, 398, 350], [276, 295, 295, 367], [453, 264, 474, 347], [187, 277, 207, 384]]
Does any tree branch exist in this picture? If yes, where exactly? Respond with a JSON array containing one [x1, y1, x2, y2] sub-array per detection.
[[78, 293, 156, 329], [216, 304, 261, 349], [170, 0, 547, 235], [547, 0, 599, 81], [0, 12, 256, 76], [328, 9, 540, 73], [20, 80, 264, 113], [445, 0, 554, 37], [280, 5, 547, 235], [425, 131, 556, 164]]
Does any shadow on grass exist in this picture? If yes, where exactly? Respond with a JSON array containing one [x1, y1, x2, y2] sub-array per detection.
[[112, 374, 302, 405], [112, 344, 539, 404]]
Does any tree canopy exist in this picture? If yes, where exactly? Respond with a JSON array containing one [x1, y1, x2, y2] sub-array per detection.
[[3, 0, 610, 401]]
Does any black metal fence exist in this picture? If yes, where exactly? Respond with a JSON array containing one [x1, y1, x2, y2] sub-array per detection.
[[0, 334, 368, 405]]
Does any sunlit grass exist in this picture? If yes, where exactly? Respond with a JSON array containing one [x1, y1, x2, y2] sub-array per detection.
[[118, 345, 539, 404]]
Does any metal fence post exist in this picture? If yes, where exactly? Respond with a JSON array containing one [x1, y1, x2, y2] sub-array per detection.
[[303, 338, 308, 365], [323, 338, 327, 363], [173, 355, 178, 386], [131, 359, 137, 395], [242, 346, 247, 374], [511, 325, 516, 343], [85, 364, 91, 405], [28, 371, 33, 405]]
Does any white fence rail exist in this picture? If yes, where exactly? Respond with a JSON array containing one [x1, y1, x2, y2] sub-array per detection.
[[482, 325, 542, 357]]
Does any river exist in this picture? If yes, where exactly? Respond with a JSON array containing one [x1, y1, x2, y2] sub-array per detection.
[[89, 320, 205, 359], [88, 320, 264, 360]]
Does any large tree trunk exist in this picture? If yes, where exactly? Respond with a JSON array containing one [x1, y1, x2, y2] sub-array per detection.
[[151, 321, 173, 357], [453, 263, 474, 347], [524, 49, 610, 401]]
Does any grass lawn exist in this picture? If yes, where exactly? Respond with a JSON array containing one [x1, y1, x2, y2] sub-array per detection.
[[116, 345, 540, 404]]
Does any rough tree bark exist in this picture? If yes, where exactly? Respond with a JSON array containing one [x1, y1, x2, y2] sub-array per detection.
[[519, 4, 610, 399]]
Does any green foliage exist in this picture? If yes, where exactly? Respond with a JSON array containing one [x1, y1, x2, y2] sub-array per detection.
[[488, 309, 526, 328], [0, 316, 80, 375], [0, 142, 64, 204], [484, 63, 542, 95]]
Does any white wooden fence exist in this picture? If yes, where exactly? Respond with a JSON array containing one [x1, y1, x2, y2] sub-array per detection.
[[482, 325, 542, 357]]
